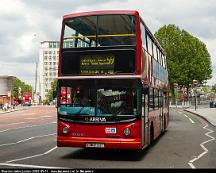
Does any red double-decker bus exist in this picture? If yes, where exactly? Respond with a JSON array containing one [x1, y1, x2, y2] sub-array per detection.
[[22, 92, 32, 106], [57, 10, 169, 150]]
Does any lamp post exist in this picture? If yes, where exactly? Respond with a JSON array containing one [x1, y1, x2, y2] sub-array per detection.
[[192, 80, 198, 111], [173, 83, 178, 108], [33, 33, 39, 104]]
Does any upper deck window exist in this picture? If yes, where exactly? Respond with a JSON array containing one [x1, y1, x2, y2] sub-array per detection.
[[63, 16, 97, 48], [63, 14, 136, 48], [98, 15, 136, 46]]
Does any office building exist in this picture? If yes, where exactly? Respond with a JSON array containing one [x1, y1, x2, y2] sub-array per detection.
[[38, 41, 59, 100]]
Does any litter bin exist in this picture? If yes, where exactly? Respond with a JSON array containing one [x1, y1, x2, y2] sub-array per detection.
[[210, 101, 213, 108]]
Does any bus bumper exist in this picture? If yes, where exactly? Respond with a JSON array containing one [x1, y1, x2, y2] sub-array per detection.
[[57, 136, 142, 150]]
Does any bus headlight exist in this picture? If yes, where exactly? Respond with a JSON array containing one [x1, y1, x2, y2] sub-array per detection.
[[123, 128, 131, 136], [58, 108, 67, 115], [62, 126, 69, 135]]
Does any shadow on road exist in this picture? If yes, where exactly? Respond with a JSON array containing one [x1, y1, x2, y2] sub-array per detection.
[[60, 132, 166, 162], [61, 148, 147, 161]]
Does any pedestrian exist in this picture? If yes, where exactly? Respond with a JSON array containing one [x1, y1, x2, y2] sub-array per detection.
[[3, 102, 8, 111]]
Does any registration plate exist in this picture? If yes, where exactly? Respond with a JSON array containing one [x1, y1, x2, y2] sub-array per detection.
[[86, 143, 104, 148]]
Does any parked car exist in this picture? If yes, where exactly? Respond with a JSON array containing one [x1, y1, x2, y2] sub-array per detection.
[[209, 99, 216, 108]]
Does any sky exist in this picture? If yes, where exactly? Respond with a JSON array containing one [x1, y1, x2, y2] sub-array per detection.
[[0, 0, 215, 88]]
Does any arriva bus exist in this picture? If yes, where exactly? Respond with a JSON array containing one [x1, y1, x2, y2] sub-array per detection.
[[57, 10, 169, 150]]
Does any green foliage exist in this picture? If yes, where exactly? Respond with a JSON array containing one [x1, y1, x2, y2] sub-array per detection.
[[12, 78, 32, 99], [46, 79, 58, 102], [155, 24, 212, 90], [212, 84, 216, 93]]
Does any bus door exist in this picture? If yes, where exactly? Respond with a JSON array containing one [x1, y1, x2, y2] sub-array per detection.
[[141, 88, 149, 147], [162, 92, 167, 130], [159, 91, 163, 132]]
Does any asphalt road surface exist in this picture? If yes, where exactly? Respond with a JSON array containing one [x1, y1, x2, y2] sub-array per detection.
[[0, 106, 215, 169]]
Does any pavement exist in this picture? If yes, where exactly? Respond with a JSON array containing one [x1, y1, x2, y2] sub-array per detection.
[[0, 105, 55, 115], [0, 108, 20, 114], [185, 107, 216, 126], [0, 105, 28, 114]]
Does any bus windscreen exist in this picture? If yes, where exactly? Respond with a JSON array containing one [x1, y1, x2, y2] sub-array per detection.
[[62, 14, 136, 48], [58, 79, 139, 117]]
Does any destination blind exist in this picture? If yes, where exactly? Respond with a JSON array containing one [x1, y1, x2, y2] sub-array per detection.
[[80, 55, 115, 75]]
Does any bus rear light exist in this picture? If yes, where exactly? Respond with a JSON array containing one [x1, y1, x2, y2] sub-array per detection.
[[62, 126, 69, 135], [123, 128, 131, 136]]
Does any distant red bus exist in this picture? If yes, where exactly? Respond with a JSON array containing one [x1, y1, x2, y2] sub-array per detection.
[[22, 92, 32, 106], [57, 10, 169, 150]]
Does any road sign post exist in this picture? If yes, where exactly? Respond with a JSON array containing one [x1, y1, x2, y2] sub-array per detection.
[[192, 80, 198, 111]]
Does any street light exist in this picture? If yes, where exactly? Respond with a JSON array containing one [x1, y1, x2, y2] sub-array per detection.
[[192, 80, 198, 111], [173, 83, 178, 107]]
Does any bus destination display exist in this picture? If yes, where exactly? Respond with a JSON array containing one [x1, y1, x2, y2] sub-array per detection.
[[80, 55, 115, 74]]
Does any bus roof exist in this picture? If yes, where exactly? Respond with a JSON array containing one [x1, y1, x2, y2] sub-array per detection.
[[63, 10, 139, 19]]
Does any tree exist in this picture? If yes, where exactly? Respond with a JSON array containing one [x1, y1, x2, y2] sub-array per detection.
[[46, 79, 58, 103], [212, 84, 216, 93], [12, 78, 32, 103], [155, 24, 212, 94]]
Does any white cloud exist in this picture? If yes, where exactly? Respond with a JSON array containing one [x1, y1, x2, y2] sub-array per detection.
[[0, 62, 35, 87]]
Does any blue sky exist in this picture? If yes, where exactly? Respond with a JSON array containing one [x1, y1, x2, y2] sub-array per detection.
[[0, 0, 215, 87]]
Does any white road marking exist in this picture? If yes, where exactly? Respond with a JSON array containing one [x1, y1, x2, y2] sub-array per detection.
[[41, 115, 53, 118], [0, 133, 56, 147], [188, 124, 215, 169], [24, 118, 37, 120], [5, 122, 25, 126], [25, 113, 36, 116], [6, 146, 58, 163], [0, 121, 56, 133], [0, 162, 68, 169], [183, 114, 195, 124], [189, 118, 195, 124]]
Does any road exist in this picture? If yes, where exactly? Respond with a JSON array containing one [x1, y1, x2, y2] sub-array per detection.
[[0, 106, 215, 169]]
